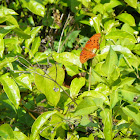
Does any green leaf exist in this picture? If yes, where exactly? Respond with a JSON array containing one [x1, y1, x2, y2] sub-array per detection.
[[105, 31, 137, 43], [92, 69, 108, 84], [117, 13, 136, 26], [30, 111, 57, 140], [104, 20, 120, 33], [102, 47, 118, 77], [74, 97, 98, 116], [34, 65, 65, 106], [0, 73, 20, 109], [52, 52, 82, 68], [119, 85, 140, 102], [21, 0, 45, 17], [65, 65, 80, 76], [25, 26, 42, 54], [122, 105, 140, 126], [70, 77, 85, 98], [79, 90, 109, 105], [130, 123, 140, 136], [29, 36, 41, 59], [90, 15, 101, 33], [15, 74, 32, 91], [0, 57, 17, 70], [0, 34, 4, 58], [124, 0, 137, 8], [13, 27, 31, 39], [0, 124, 14, 139], [110, 90, 118, 108], [0, 6, 18, 17], [100, 109, 112, 140], [103, 0, 122, 11], [13, 131, 29, 140]]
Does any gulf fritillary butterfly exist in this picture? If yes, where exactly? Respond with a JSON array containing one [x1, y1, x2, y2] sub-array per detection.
[[80, 33, 101, 64]]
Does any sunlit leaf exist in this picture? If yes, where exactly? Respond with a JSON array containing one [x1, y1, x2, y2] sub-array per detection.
[[30, 111, 57, 140], [70, 77, 85, 98], [124, 0, 137, 8], [0, 73, 20, 109]]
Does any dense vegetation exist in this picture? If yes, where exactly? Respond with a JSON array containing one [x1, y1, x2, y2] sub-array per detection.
[[0, 0, 140, 139]]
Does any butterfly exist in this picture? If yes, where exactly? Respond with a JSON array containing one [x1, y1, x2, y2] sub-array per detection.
[[80, 33, 101, 64]]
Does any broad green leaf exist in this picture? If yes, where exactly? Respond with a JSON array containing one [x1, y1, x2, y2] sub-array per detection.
[[104, 20, 120, 33], [124, 0, 137, 8], [119, 85, 140, 102], [105, 31, 137, 43], [130, 123, 140, 136], [0, 124, 14, 139], [15, 74, 32, 91], [92, 69, 108, 84], [79, 90, 109, 105], [0, 57, 17, 70], [13, 131, 29, 140], [122, 105, 140, 126], [65, 65, 80, 76], [118, 77, 135, 88], [21, 0, 45, 17], [0, 34, 4, 58], [90, 15, 101, 33], [6, 15, 19, 27], [13, 28, 31, 39], [133, 44, 140, 55], [110, 90, 119, 108], [100, 109, 112, 140], [31, 50, 50, 63], [29, 36, 41, 59], [77, 0, 90, 7], [117, 13, 136, 26], [104, 0, 122, 11], [30, 111, 57, 140], [0, 6, 18, 17], [34, 65, 65, 106], [121, 23, 137, 35], [74, 97, 98, 116], [70, 77, 85, 98], [25, 26, 42, 54], [102, 47, 118, 77], [0, 73, 20, 109], [52, 52, 82, 68], [93, 4, 104, 14]]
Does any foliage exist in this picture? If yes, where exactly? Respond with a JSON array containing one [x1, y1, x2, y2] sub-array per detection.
[[0, 0, 140, 139]]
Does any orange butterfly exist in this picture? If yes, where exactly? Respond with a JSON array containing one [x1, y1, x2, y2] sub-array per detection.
[[80, 33, 101, 64]]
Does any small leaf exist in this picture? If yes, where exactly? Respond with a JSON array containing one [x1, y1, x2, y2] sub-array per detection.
[[29, 36, 41, 59], [0, 34, 4, 58], [0, 57, 17, 70], [53, 52, 82, 68], [105, 31, 137, 43], [30, 111, 57, 140], [34, 65, 65, 106], [90, 15, 101, 33], [0, 124, 14, 139], [25, 26, 42, 54], [0, 73, 20, 109], [21, 0, 45, 17], [14, 131, 29, 140], [117, 13, 136, 26], [119, 85, 140, 102], [100, 109, 112, 140], [15, 74, 32, 91], [70, 77, 85, 98], [122, 105, 140, 126], [0, 6, 18, 16], [124, 0, 137, 8], [102, 47, 118, 77], [110, 90, 119, 108], [74, 97, 98, 116]]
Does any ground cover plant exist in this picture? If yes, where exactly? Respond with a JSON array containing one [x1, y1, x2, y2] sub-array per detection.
[[0, 0, 140, 139]]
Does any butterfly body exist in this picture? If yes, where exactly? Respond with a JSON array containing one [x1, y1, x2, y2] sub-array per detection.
[[80, 33, 101, 64]]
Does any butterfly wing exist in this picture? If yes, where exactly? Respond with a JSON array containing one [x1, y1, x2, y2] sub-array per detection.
[[85, 33, 101, 51], [80, 48, 96, 64]]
